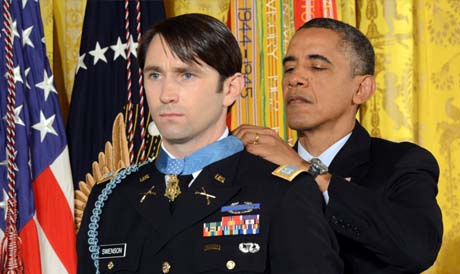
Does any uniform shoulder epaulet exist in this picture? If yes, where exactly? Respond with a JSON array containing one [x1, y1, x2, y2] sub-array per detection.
[[272, 164, 308, 182]]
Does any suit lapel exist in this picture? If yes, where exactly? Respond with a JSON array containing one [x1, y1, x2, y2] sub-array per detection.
[[292, 121, 371, 181], [328, 121, 370, 180]]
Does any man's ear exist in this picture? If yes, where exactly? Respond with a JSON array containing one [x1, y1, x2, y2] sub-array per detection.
[[353, 75, 375, 105], [222, 72, 244, 107]]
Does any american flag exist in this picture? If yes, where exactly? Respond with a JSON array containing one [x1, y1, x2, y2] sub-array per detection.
[[67, 0, 165, 186], [0, 0, 76, 273]]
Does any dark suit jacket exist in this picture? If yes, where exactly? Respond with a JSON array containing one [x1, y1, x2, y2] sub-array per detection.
[[317, 122, 442, 274], [77, 150, 343, 274]]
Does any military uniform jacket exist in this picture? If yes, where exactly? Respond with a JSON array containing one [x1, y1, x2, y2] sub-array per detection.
[[317, 122, 443, 274], [77, 150, 343, 274]]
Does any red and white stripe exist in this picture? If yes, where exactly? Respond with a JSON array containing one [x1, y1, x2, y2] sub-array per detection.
[[18, 147, 76, 274]]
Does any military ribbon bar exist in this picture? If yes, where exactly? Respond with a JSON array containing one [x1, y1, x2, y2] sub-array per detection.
[[203, 215, 260, 237]]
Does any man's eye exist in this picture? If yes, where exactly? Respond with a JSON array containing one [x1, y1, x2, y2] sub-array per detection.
[[284, 67, 294, 73], [311, 66, 327, 71], [183, 73, 193, 80], [149, 72, 161, 79]]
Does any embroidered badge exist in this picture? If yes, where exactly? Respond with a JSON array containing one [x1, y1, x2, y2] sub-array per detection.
[[99, 243, 127, 259], [203, 214, 260, 237], [221, 202, 260, 214], [238, 242, 260, 253], [272, 165, 307, 182]]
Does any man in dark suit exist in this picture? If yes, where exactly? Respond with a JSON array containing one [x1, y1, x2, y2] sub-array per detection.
[[234, 18, 443, 274], [76, 14, 342, 274]]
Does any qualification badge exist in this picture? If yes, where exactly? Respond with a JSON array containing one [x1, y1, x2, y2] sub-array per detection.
[[164, 175, 181, 202]]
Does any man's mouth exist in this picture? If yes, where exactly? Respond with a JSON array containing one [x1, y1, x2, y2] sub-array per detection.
[[159, 112, 183, 118], [286, 95, 312, 105]]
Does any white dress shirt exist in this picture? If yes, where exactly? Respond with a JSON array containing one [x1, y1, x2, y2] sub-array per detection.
[[297, 133, 351, 204]]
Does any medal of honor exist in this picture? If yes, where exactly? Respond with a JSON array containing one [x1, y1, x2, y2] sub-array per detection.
[[165, 175, 181, 202]]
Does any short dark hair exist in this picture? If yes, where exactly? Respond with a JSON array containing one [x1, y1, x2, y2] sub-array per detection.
[[299, 18, 375, 76], [137, 13, 242, 82]]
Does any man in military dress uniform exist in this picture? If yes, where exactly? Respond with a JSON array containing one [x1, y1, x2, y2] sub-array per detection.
[[77, 13, 342, 274]]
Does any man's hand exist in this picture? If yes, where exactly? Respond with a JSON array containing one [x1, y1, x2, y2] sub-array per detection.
[[233, 124, 304, 168]]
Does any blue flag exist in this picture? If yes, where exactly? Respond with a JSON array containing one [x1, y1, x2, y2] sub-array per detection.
[[67, 0, 165, 185]]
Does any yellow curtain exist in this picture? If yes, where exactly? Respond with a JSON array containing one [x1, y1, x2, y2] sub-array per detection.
[[337, 0, 460, 273], [164, 0, 230, 22], [41, 0, 86, 123], [46, 1, 459, 272]]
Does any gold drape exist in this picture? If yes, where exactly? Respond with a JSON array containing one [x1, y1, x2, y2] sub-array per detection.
[[164, 0, 230, 22], [337, 0, 460, 273], [41, 0, 85, 122], [45, 0, 458, 272]]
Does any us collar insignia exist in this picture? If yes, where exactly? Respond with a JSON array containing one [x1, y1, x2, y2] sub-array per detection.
[[221, 202, 260, 214], [272, 165, 307, 182], [139, 174, 150, 183]]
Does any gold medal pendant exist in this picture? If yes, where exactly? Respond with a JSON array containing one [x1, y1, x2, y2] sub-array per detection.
[[165, 175, 181, 202]]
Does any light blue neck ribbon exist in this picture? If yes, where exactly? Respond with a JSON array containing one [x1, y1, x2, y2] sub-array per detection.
[[155, 136, 244, 175]]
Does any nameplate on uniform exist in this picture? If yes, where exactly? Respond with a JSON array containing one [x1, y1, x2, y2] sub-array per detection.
[[203, 214, 260, 237], [272, 165, 307, 182], [99, 243, 127, 259]]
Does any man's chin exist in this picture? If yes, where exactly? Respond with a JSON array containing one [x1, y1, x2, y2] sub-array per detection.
[[286, 120, 313, 132], [161, 135, 189, 144]]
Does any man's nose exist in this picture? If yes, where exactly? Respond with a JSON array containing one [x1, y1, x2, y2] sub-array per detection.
[[286, 71, 307, 88], [159, 78, 179, 103]]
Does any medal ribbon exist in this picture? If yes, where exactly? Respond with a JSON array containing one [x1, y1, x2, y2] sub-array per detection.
[[156, 136, 244, 175]]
